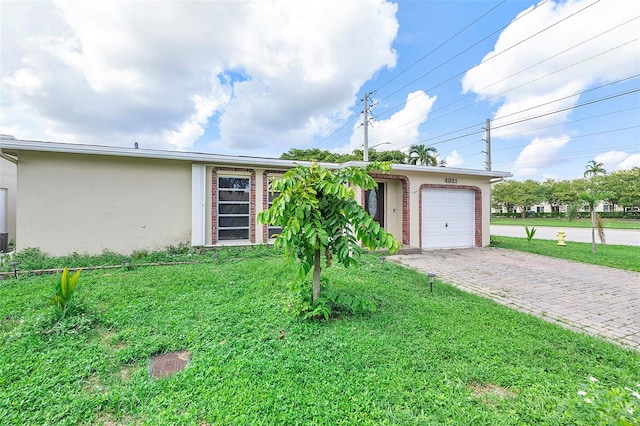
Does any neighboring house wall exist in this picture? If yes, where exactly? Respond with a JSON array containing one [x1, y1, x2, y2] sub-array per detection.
[[16, 151, 192, 256], [0, 156, 17, 243]]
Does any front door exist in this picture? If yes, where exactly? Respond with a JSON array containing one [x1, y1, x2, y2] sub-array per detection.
[[365, 183, 384, 228]]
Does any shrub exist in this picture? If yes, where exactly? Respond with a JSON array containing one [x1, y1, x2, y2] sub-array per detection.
[[524, 225, 537, 243], [562, 377, 640, 425], [47, 268, 82, 318]]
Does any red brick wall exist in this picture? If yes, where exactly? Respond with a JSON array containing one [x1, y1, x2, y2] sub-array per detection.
[[211, 167, 256, 245], [418, 184, 482, 248]]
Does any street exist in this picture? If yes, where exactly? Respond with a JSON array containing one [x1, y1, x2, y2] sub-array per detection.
[[490, 225, 640, 246]]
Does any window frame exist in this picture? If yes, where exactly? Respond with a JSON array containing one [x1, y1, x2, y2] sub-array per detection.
[[217, 175, 251, 241]]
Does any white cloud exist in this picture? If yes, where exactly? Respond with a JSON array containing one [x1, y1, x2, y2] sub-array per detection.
[[596, 151, 640, 171], [512, 135, 571, 176], [340, 90, 437, 154], [0, 0, 399, 152], [594, 151, 629, 171], [445, 150, 463, 167], [165, 80, 231, 151], [462, 0, 640, 175], [618, 154, 640, 170]]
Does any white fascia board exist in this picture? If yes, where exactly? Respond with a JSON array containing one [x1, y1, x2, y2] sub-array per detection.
[[342, 161, 512, 178], [0, 138, 511, 178], [0, 139, 302, 168]]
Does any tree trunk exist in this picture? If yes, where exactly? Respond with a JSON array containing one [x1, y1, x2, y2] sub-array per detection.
[[591, 210, 597, 254], [312, 249, 321, 302]]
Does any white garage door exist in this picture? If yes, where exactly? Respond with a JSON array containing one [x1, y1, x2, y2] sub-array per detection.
[[421, 188, 475, 249]]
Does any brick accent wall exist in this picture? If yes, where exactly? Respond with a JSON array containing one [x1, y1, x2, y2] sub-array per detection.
[[262, 170, 286, 241], [211, 167, 257, 245], [418, 184, 482, 248], [366, 173, 410, 246]]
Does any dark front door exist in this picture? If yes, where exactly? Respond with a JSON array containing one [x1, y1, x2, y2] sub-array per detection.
[[365, 183, 384, 228]]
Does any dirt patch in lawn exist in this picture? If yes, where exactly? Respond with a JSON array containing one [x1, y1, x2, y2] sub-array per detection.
[[469, 382, 517, 406]]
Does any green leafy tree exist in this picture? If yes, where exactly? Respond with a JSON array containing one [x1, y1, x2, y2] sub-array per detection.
[[258, 162, 400, 302], [601, 168, 640, 210], [541, 179, 579, 213], [492, 180, 517, 212], [492, 180, 543, 217], [408, 144, 439, 166], [280, 148, 344, 163], [514, 180, 544, 218], [279, 148, 408, 165], [371, 149, 408, 164]]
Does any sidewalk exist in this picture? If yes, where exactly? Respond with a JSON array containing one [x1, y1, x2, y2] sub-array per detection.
[[390, 247, 640, 351]]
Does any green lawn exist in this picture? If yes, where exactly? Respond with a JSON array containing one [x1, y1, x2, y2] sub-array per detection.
[[1, 254, 638, 425], [491, 217, 640, 230], [490, 236, 640, 272]]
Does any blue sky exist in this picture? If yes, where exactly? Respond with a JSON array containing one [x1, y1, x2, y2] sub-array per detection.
[[1, 0, 638, 181]]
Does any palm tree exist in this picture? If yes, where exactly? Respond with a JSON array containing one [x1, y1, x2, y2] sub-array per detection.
[[583, 160, 606, 179], [581, 159, 608, 253], [408, 144, 438, 166]]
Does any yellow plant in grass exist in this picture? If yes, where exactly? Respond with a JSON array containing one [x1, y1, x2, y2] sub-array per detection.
[[48, 268, 82, 314]]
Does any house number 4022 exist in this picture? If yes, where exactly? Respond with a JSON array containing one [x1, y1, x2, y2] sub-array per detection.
[[444, 177, 458, 183]]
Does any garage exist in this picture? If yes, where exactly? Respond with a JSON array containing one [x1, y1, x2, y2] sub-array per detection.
[[421, 188, 476, 249]]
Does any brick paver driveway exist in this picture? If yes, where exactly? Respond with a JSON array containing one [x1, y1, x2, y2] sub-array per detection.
[[390, 247, 640, 351]]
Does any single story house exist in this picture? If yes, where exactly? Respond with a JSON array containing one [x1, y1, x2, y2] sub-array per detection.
[[0, 137, 511, 256]]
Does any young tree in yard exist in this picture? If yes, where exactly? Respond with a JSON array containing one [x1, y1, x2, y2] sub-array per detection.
[[579, 192, 607, 254], [581, 160, 609, 254], [258, 162, 400, 303]]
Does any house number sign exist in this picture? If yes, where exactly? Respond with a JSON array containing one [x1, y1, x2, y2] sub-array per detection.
[[444, 177, 458, 183]]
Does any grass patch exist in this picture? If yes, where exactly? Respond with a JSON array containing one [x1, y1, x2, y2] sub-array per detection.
[[1, 244, 278, 272], [490, 236, 640, 272], [1, 255, 638, 424], [491, 217, 640, 230]]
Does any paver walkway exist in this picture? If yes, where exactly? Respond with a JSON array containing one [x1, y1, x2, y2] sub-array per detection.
[[390, 247, 640, 351]]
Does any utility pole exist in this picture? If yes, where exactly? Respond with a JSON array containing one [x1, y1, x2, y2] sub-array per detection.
[[363, 93, 369, 162], [484, 118, 491, 171]]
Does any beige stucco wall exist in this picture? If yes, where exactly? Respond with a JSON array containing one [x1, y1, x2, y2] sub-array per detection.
[[0, 156, 17, 243], [17, 152, 192, 256]]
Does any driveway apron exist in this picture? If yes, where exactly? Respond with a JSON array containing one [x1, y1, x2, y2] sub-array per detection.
[[390, 247, 640, 351]]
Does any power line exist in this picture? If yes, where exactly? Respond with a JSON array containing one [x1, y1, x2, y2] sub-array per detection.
[[424, 16, 639, 119], [375, 0, 553, 103], [366, 1, 622, 145], [372, 0, 510, 93], [495, 105, 640, 139], [397, 87, 639, 155], [491, 88, 640, 130], [376, 0, 598, 106], [492, 126, 640, 152], [369, 77, 639, 153]]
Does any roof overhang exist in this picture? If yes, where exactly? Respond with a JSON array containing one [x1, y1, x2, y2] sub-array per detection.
[[0, 137, 512, 179]]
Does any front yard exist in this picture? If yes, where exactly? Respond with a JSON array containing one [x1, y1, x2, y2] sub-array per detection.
[[1, 253, 638, 424]]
